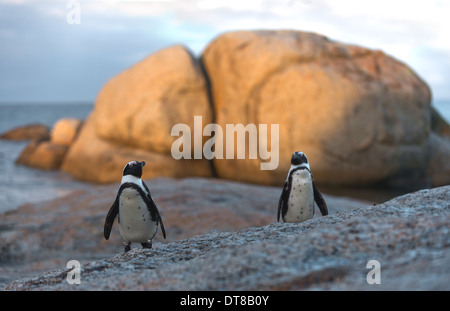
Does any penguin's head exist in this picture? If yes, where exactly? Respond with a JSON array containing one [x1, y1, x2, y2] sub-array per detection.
[[123, 161, 146, 178], [291, 151, 309, 166]]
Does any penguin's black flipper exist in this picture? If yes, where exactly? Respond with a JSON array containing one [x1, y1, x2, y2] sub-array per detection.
[[104, 196, 119, 240], [154, 202, 166, 240], [147, 195, 166, 239], [142, 181, 167, 239], [312, 181, 328, 216], [142, 180, 151, 198], [278, 181, 289, 222], [142, 182, 166, 239]]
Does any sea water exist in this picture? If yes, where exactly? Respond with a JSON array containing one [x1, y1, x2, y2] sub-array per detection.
[[434, 99, 450, 123], [0, 103, 93, 213]]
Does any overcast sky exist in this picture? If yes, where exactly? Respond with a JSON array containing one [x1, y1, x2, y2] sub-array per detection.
[[0, 0, 449, 103]]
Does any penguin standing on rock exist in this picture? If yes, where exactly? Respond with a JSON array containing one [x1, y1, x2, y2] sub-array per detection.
[[278, 151, 328, 223], [104, 161, 166, 252]]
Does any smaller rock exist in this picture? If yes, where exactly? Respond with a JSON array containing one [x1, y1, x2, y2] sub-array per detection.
[[0, 124, 50, 141], [16, 141, 68, 170], [13, 118, 83, 171], [51, 118, 83, 146], [431, 106, 450, 138], [426, 132, 450, 187]]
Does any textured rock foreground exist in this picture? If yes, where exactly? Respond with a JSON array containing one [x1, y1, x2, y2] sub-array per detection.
[[0, 177, 366, 285], [3, 185, 449, 291]]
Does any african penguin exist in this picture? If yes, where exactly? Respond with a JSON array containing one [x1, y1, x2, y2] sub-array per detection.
[[277, 151, 328, 223], [104, 161, 166, 252]]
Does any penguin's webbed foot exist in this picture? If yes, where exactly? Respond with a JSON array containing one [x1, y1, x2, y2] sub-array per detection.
[[124, 243, 131, 252], [141, 241, 152, 249]]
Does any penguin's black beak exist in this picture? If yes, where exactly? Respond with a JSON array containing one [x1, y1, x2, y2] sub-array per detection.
[[140, 161, 146, 167], [291, 152, 308, 165], [291, 153, 299, 165]]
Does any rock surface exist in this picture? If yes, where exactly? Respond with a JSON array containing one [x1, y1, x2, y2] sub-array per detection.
[[93, 45, 212, 154], [0, 124, 50, 141], [202, 30, 433, 186], [1, 183, 449, 291], [431, 106, 450, 138], [50, 118, 83, 146], [61, 117, 211, 183], [426, 133, 450, 187], [0, 177, 367, 286], [13, 118, 83, 171], [16, 140, 68, 170]]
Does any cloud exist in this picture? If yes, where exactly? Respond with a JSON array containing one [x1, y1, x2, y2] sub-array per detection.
[[0, 0, 449, 102], [0, 0, 193, 102]]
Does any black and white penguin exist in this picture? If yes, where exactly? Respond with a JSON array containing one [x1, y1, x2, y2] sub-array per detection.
[[103, 161, 166, 252], [277, 151, 328, 223]]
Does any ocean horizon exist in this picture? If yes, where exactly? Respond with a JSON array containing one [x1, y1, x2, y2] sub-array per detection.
[[0, 99, 448, 126]]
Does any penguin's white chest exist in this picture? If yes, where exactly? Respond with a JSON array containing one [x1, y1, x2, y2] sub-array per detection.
[[118, 188, 157, 243], [285, 170, 315, 223]]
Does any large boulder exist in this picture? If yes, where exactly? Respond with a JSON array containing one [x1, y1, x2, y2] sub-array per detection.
[[202, 30, 433, 186], [61, 117, 210, 183], [93, 44, 212, 154], [28, 30, 448, 187], [61, 45, 213, 183]]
